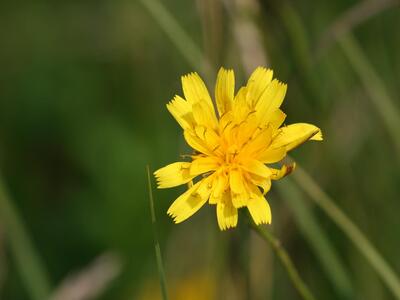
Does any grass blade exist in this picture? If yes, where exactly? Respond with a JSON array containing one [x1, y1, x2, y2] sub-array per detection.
[[250, 222, 316, 300], [138, 0, 211, 75], [277, 181, 353, 298], [146, 165, 168, 300], [337, 34, 400, 157], [292, 165, 400, 299], [0, 175, 51, 300]]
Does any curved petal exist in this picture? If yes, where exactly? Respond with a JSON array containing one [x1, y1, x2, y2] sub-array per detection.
[[267, 109, 286, 130], [190, 156, 220, 176], [257, 147, 286, 164], [192, 101, 218, 130], [241, 158, 272, 179], [229, 170, 250, 208], [270, 163, 296, 180], [215, 68, 235, 117], [184, 130, 214, 156], [181, 72, 215, 111], [246, 67, 273, 107], [232, 86, 251, 121], [154, 162, 193, 188], [255, 80, 287, 124], [231, 190, 249, 208], [216, 192, 238, 230], [241, 126, 273, 155], [167, 178, 212, 223], [209, 172, 228, 204], [271, 123, 323, 152], [247, 186, 272, 225], [166, 95, 195, 130], [249, 173, 271, 195], [229, 169, 246, 194]]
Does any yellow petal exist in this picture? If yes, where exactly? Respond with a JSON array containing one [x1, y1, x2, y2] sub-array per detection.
[[231, 190, 248, 208], [190, 156, 220, 176], [246, 67, 273, 107], [209, 173, 228, 204], [181, 72, 212, 104], [255, 80, 287, 125], [194, 126, 221, 153], [240, 127, 273, 157], [232, 87, 251, 121], [167, 179, 211, 223], [192, 101, 218, 130], [271, 123, 323, 152], [154, 162, 193, 188], [229, 169, 246, 194], [241, 159, 272, 179], [184, 130, 213, 156], [270, 163, 296, 180], [166, 95, 194, 130], [216, 192, 238, 230], [236, 114, 259, 148], [268, 109, 286, 130], [229, 170, 250, 207], [249, 173, 271, 194], [215, 68, 234, 117], [257, 147, 286, 164], [247, 186, 272, 225]]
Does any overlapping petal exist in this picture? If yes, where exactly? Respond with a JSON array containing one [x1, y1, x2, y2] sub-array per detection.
[[215, 68, 235, 117], [216, 192, 238, 230], [154, 162, 193, 188], [167, 178, 212, 223], [247, 186, 272, 225], [271, 123, 323, 152]]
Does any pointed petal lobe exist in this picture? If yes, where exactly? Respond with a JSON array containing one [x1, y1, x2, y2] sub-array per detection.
[[271, 123, 323, 152], [215, 68, 234, 117], [154, 162, 193, 188], [166, 95, 194, 130], [216, 192, 238, 230], [246, 67, 273, 107], [247, 187, 272, 225], [167, 179, 212, 223]]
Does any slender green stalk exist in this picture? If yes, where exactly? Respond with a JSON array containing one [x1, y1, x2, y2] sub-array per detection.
[[250, 222, 316, 300], [0, 175, 51, 300], [146, 165, 168, 300], [338, 34, 400, 157], [276, 182, 353, 298], [292, 165, 400, 299], [138, 0, 211, 76]]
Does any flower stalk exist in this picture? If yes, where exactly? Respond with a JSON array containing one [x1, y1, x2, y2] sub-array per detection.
[[250, 222, 316, 300]]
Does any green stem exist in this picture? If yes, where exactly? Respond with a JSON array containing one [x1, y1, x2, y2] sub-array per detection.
[[276, 182, 353, 298], [146, 165, 169, 300], [250, 223, 316, 300], [0, 175, 51, 300], [292, 165, 400, 300]]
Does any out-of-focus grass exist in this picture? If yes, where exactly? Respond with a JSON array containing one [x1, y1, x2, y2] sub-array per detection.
[[0, 176, 50, 300], [147, 165, 168, 300], [0, 0, 400, 299]]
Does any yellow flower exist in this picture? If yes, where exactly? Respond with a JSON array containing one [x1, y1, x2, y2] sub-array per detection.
[[155, 67, 322, 230]]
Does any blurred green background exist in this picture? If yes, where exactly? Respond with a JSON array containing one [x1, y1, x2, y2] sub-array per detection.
[[0, 0, 400, 299]]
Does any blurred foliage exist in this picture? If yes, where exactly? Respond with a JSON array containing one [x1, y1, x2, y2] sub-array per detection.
[[0, 0, 399, 299]]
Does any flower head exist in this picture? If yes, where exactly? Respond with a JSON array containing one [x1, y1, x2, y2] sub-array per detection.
[[155, 67, 322, 230]]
